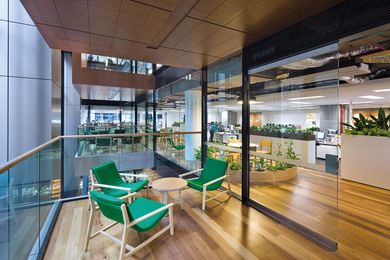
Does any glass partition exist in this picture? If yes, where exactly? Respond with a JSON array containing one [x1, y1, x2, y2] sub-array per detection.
[[207, 53, 243, 198], [248, 44, 339, 242], [81, 53, 153, 75], [155, 71, 202, 171]]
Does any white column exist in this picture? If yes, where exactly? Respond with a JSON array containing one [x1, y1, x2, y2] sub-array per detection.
[[184, 90, 201, 160]]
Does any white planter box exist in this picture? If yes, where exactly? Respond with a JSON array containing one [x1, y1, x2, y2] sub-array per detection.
[[340, 135, 390, 190]]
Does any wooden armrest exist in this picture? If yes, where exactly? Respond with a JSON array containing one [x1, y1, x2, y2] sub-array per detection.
[[120, 192, 138, 200], [128, 203, 174, 227], [93, 183, 132, 192], [179, 168, 203, 178], [203, 175, 226, 187]]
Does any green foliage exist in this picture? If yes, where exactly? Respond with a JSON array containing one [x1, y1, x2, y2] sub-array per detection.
[[285, 140, 300, 160], [343, 108, 390, 137], [275, 143, 283, 157], [253, 157, 266, 171], [250, 124, 317, 136], [194, 147, 201, 160], [230, 161, 241, 171]]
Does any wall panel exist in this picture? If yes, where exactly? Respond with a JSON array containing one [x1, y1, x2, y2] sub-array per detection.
[[0, 0, 8, 21], [0, 76, 7, 165], [9, 22, 51, 79], [8, 77, 51, 159], [9, 0, 33, 25], [0, 20, 7, 76]]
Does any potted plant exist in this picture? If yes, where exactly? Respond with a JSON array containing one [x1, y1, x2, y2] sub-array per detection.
[[341, 107, 390, 189]]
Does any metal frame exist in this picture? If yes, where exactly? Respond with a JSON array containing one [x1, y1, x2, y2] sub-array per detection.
[[201, 66, 208, 167]]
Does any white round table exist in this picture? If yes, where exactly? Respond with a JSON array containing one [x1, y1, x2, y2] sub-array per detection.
[[227, 142, 259, 148], [152, 177, 188, 209]]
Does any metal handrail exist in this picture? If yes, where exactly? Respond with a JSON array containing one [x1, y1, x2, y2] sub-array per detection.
[[0, 131, 201, 174]]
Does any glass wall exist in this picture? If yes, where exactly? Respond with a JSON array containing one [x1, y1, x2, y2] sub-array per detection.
[[81, 53, 153, 75], [155, 70, 201, 170], [78, 104, 138, 135], [248, 44, 340, 242], [207, 53, 243, 198]]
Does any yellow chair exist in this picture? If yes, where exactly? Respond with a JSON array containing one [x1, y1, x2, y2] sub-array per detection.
[[259, 140, 272, 155], [227, 139, 241, 163]]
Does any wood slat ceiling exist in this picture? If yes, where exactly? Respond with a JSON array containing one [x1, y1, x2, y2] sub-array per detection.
[[21, 0, 344, 69]]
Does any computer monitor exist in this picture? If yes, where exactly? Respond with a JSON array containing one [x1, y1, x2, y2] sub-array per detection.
[[328, 129, 338, 136], [316, 132, 325, 140]]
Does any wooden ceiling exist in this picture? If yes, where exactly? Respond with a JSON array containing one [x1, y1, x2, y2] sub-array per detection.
[[22, 0, 344, 69]]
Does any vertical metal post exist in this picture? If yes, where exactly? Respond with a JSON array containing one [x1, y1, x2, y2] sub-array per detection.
[[241, 68, 250, 202], [134, 103, 138, 133], [201, 66, 208, 167], [153, 90, 157, 151], [119, 108, 122, 125], [60, 51, 65, 199], [86, 105, 91, 133]]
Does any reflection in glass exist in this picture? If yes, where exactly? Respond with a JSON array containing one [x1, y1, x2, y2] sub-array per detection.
[[248, 44, 339, 242]]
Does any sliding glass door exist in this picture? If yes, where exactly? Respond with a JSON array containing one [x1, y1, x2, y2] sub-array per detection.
[[247, 44, 340, 246]]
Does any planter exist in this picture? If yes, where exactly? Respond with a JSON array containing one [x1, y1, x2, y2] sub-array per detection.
[[248, 130, 315, 141], [340, 135, 390, 190], [229, 167, 297, 183]]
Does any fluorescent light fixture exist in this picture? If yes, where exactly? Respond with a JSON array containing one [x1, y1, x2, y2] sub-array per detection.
[[289, 101, 311, 105], [252, 101, 263, 104], [358, 95, 384, 100], [352, 101, 374, 104], [288, 96, 324, 101], [373, 89, 390, 93], [214, 105, 228, 108]]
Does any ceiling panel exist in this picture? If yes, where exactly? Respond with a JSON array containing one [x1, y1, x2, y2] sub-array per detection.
[[22, 0, 344, 69]]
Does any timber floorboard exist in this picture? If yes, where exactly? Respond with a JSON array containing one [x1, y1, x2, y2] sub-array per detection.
[[43, 169, 390, 260]]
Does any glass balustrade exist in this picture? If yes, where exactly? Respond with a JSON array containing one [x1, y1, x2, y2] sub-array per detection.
[[81, 53, 154, 75], [0, 132, 201, 259]]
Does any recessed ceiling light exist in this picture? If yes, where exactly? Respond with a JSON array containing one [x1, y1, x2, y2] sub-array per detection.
[[288, 96, 324, 101], [289, 101, 311, 105], [359, 95, 384, 100], [373, 89, 390, 93]]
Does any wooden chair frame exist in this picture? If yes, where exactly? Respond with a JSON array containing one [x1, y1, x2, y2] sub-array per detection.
[[84, 193, 174, 260], [179, 168, 231, 210], [89, 170, 149, 201]]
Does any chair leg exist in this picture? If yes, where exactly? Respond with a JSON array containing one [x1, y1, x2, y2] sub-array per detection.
[[119, 225, 128, 260], [169, 207, 174, 235], [202, 188, 207, 211], [84, 199, 95, 252]]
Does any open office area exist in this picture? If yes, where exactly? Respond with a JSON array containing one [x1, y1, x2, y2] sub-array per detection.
[[0, 0, 389, 259]]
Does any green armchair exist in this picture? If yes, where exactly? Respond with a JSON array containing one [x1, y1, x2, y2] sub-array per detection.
[[166, 137, 185, 151], [179, 158, 231, 210], [84, 191, 174, 259], [90, 161, 149, 201]]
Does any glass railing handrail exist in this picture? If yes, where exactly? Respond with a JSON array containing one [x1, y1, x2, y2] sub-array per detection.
[[0, 136, 62, 174], [0, 132, 201, 174]]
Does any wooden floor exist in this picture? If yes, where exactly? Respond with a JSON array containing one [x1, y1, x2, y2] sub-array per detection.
[[44, 171, 390, 260], [229, 168, 338, 240]]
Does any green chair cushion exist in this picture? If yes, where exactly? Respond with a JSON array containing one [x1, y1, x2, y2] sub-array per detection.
[[90, 190, 126, 224], [187, 158, 228, 192], [187, 178, 220, 192], [92, 161, 149, 197], [127, 197, 168, 232], [175, 144, 185, 150], [104, 180, 149, 197]]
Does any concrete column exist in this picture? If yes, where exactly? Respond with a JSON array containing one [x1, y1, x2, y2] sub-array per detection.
[[185, 90, 201, 160]]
